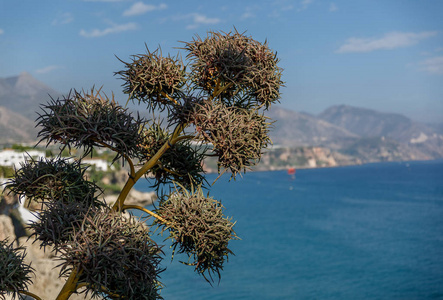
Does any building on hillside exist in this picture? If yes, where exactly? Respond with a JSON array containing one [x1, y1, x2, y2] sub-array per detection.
[[0, 149, 46, 168], [82, 158, 111, 172]]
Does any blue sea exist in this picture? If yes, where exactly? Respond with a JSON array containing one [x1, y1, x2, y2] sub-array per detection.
[[134, 160, 443, 300]]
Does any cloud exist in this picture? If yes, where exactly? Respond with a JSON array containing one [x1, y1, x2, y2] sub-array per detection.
[[52, 12, 74, 26], [79, 22, 137, 38], [83, 0, 127, 2], [329, 3, 338, 12], [35, 65, 63, 74], [336, 31, 438, 53], [123, 2, 167, 17], [184, 13, 220, 29], [298, 0, 313, 12], [0, 29, 4, 35], [420, 56, 443, 74]]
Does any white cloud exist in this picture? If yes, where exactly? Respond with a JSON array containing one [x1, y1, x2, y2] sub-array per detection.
[[0, 29, 4, 35], [420, 56, 443, 74], [52, 12, 74, 26], [80, 22, 137, 38], [185, 13, 220, 29], [329, 3, 338, 12], [336, 31, 438, 53], [298, 0, 313, 12], [123, 2, 167, 17], [35, 65, 63, 74], [83, 0, 127, 2]]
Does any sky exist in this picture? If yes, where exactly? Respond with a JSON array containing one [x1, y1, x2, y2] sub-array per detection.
[[0, 0, 442, 123]]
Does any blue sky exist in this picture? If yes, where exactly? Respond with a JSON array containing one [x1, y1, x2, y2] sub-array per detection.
[[0, 0, 442, 122]]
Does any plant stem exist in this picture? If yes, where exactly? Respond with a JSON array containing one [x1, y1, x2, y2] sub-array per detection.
[[123, 204, 169, 225], [55, 267, 83, 300], [111, 123, 189, 211], [18, 291, 43, 300]]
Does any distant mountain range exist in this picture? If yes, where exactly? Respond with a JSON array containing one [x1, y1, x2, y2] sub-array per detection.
[[1, 73, 442, 165]]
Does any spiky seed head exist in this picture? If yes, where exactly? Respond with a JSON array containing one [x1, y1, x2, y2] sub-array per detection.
[[5, 156, 102, 205], [36, 88, 145, 160], [29, 200, 100, 250], [0, 240, 34, 300], [183, 29, 284, 108], [155, 185, 238, 282], [187, 100, 272, 178], [116, 47, 186, 111], [58, 209, 163, 300]]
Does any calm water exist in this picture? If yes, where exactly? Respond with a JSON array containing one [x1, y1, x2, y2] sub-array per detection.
[[134, 160, 443, 299]]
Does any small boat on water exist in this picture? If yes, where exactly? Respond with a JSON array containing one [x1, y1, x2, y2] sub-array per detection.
[[287, 167, 296, 176]]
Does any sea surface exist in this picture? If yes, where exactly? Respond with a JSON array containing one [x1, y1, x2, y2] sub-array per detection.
[[134, 160, 443, 300]]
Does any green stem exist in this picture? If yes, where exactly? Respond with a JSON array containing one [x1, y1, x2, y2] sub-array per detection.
[[55, 267, 83, 300], [111, 123, 189, 211], [123, 204, 169, 225], [18, 291, 43, 300]]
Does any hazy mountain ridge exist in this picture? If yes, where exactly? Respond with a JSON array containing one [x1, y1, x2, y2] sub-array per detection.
[[0, 72, 60, 120], [0, 73, 442, 166]]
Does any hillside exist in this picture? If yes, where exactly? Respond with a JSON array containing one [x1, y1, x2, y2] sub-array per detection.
[[265, 106, 358, 148], [0, 72, 60, 120], [0, 72, 442, 167], [0, 106, 39, 143]]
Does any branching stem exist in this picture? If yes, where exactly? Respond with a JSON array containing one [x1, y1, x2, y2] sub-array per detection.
[[18, 290, 43, 300], [123, 204, 169, 225], [111, 123, 189, 211], [55, 267, 83, 300]]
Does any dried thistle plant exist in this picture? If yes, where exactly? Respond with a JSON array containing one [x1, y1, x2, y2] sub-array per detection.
[[155, 185, 237, 282], [116, 47, 186, 110], [183, 29, 283, 108], [137, 122, 207, 192], [187, 100, 272, 177], [0, 240, 34, 300], [58, 209, 163, 300], [36, 88, 145, 160], [28, 200, 100, 250], [2, 29, 283, 300], [5, 156, 102, 205]]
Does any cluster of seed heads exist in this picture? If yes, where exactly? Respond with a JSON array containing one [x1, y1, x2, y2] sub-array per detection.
[[37, 89, 145, 161], [58, 209, 163, 300], [187, 100, 272, 177], [155, 185, 237, 282], [116, 47, 186, 110], [0, 240, 34, 300], [183, 29, 283, 108], [137, 122, 206, 192], [6, 157, 102, 205], [0, 29, 284, 298]]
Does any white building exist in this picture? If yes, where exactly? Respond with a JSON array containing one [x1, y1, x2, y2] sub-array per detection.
[[82, 158, 111, 172], [0, 149, 46, 168]]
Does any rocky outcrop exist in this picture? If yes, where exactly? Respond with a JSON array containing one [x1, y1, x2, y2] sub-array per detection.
[[103, 189, 158, 207], [0, 214, 15, 241]]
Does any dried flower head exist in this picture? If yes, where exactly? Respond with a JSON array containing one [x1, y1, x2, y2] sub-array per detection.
[[0, 240, 34, 300], [155, 185, 237, 282], [6, 157, 102, 205], [116, 47, 186, 110], [58, 209, 163, 299], [188, 100, 272, 178], [137, 122, 206, 192], [183, 29, 283, 108], [29, 200, 99, 250], [37, 88, 145, 160]]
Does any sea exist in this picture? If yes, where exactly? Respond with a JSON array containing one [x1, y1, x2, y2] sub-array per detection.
[[134, 160, 443, 300]]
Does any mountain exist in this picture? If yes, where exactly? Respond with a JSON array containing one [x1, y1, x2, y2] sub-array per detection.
[[0, 72, 442, 166], [317, 105, 443, 161], [318, 105, 434, 144], [266, 106, 358, 148], [0, 106, 38, 143], [0, 72, 60, 120]]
